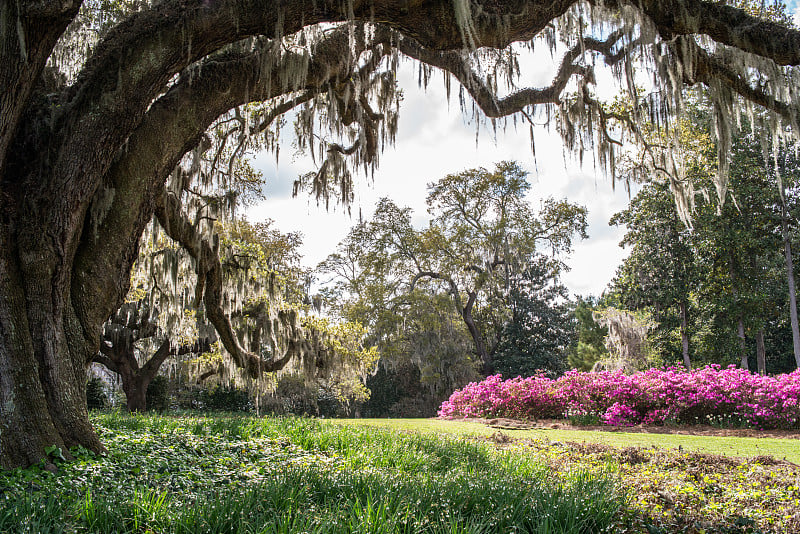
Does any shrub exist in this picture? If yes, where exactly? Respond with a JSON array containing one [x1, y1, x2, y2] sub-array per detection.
[[260, 374, 318, 415], [200, 385, 252, 412], [362, 364, 441, 417], [439, 366, 800, 430], [86, 377, 108, 411], [146, 376, 170, 413]]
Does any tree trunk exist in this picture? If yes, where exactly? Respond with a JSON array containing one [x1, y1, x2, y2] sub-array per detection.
[[679, 300, 691, 369], [0, 241, 106, 469], [727, 254, 748, 370], [123, 376, 151, 413], [755, 328, 766, 375], [461, 291, 492, 374], [95, 338, 183, 412], [98, 352, 152, 413], [781, 201, 800, 368], [737, 318, 748, 370]]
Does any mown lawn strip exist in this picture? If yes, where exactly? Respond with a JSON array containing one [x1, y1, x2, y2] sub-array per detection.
[[332, 418, 800, 464]]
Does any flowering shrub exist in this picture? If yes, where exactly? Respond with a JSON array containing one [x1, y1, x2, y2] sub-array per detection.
[[438, 366, 800, 429]]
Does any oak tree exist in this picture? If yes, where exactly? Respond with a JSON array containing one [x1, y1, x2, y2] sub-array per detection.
[[2, 0, 800, 468]]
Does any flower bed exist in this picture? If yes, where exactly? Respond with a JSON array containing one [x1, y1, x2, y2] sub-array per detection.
[[438, 366, 800, 429]]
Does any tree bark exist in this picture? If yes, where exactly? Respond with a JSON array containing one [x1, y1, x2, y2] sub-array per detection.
[[679, 300, 691, 369], [0, 239, 107, 469], [0, 1, 80, 175]]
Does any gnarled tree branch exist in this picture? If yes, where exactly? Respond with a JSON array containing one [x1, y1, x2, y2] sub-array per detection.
[[153, 187, 291, 378]]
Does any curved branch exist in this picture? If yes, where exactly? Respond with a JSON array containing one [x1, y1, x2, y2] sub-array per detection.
[[73, 27, 364, 332], [53, 0, 582, 200], [0, 0, 80, 177], [140, 340, 173, 380], [409, 270, 463, 310], [390, 29, 631, 117], [97, 341, 115, 358], [675, 37, 799, 126], [92, 352, 119, 374], [626, 0, 800, 65]]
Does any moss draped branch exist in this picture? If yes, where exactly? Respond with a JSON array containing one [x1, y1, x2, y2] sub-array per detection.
[[389, 30, 636, 117], [153, 187, 291, 378], [626, 0, 800, 65], [674, 37, 800, 127], [73, 26, 370, 333]]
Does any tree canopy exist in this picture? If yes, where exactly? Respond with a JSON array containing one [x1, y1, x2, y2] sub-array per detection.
[[320, 162, 586, 378], [2, 0, 800, 468]]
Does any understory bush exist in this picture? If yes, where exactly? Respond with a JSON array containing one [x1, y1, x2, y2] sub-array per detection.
[[146, 376, 170, 413], [86, 377, 108, 411], [200, 385, 253, 412], [439, 366, 800, 429]]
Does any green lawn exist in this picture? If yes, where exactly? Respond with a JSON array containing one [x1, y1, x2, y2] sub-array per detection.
[[331, 418, 800, 464], [334, 417, 800, 532]]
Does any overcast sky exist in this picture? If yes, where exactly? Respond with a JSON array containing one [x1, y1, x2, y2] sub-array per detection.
[[247, 4, 800, 298]]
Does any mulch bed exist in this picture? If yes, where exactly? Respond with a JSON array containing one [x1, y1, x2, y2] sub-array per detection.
[[469, 423, 800, 533]]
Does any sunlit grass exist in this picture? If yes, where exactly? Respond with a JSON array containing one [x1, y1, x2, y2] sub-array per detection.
[[332, 418, 800, 464]]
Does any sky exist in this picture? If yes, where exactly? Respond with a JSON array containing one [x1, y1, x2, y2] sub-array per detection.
[[247, 5, 800, 298]]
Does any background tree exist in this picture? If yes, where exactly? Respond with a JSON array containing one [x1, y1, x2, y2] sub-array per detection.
[[318, 162, 586, 411], [493, 257, 577, 378], [93, 301, 209, 412], [397, 162, 586, 373], [690, 133, 799, 373], [319, 205, 479, 415], [567, 297, 609, 371], [609, 179, 698, 368], [608, 111, 800, 373], [3, 0, 800, 468], [593, 308, 655, 370]]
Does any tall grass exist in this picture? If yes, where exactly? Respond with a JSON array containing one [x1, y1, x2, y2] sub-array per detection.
[[0, 413, 625, 533]]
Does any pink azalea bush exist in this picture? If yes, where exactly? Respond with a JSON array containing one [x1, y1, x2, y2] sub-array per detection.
[[438, 366, 800, 429]]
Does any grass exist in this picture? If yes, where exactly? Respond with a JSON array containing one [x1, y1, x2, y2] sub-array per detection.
[[0, 413, 623, 534], [331, 418, 800, 533], [3, 413, 798, 533], [331, 418, 800, 464]]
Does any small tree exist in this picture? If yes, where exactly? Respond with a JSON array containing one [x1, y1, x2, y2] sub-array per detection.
[[494, 258, 576, 378]]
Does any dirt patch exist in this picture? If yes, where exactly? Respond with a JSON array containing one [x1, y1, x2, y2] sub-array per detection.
[[465, 417, 800, 439]]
